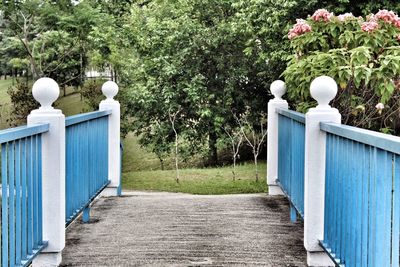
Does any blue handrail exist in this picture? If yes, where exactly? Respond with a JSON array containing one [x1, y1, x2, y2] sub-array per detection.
[[65, 112, 110, 225], [276, 108, 306, 124], [1, 124, 49, 266], [320, 125, 400, 267], [277, 110, 306, 220], [65, 110, 111, 127]]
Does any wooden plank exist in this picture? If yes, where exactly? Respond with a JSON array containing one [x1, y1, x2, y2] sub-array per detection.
[[320, 122, 400, 155]]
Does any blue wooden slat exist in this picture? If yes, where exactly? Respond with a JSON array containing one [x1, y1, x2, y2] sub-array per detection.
[[392, 155, 400, 267], [21, 138, 27, 260], [33, 135, 39, 249], [27, 137, 33, 255], [9, 141, 16, 266], [15, 140, 22, 265], [37, 136, 43, 246], [374, 150, 392, 266], [339, 137, 346, 262], [2, 143, 9, 267], [368, 147, 377, 266], [276, 108, 305, 124], [65, 110, 111, 127], [0, 124, 49, 144], [354, 142, 362, 267]]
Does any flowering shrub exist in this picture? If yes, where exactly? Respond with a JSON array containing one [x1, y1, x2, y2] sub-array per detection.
[[288, 19, 312, 40], [283, 9, 400, 134]]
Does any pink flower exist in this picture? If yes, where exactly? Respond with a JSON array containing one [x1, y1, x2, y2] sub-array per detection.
[[288, 19, 312, 39], [375, 103, 385, 110], [361, 21, 379, 32], [397, 35, 400, 41], [375, 10, 398, 23], [394, 18, 400, 28], [312, 9, 334, 22], [337, 13, 354, 22]]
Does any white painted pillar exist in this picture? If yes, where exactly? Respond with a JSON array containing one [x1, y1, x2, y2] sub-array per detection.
[[267, 80, 288, 195], [99, 81, 121, 196], [304, 76, 340, 266], [29, 78, 65, 267]]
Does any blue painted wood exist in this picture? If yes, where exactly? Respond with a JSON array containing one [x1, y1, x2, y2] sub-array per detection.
[[2, 143, 9, 267], [0, 124, 49, 144], [82, 207, 90, 223], [65, 114, 110, 226], [27, 137, 33, 255], [1, 129, 47, 267], [21, 138, 27, 261], [290, 204, 297, 222], [276, 108, 305, 124], [65, 110, 111, 126], [15, 140, 22, 264], [392, 156, 400, 267], [9, 141, 15, 266], [277, 113, 305, 219], [321, 122, 400, 155], [321, 131, 399, 267]]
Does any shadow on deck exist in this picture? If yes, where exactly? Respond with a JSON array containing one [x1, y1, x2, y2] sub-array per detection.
[[60, 192, 306, 266]]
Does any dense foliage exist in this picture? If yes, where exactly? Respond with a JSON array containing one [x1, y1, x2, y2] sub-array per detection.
[[2, 0, 400, 167], [284, 9, 400, 134]]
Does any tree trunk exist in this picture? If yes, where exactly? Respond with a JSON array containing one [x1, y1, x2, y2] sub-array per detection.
[[174, 133, 179, 183], [157, 154, 165, 171], [208, 130, 218, 166], [25, 69, 29, 84], [254, 153, 259, 182], [232, 156, 236, 181]]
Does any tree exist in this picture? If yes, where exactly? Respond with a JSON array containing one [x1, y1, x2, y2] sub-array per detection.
[[283, 9, 400, 134], [237, 108, 267, 182], [7, 81, 39, 126], [122, 0, 272, 166], [222, 124, 243, 181]]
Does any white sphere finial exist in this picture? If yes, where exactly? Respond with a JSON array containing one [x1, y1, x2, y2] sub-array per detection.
[[32, 77, 60, 110], [270, 80, 286, 100], [102, 81, 119, 100], [310, 76, 338, 109]]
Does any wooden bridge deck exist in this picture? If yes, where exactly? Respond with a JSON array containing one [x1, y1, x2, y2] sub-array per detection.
[[60, 192, 307, 266]]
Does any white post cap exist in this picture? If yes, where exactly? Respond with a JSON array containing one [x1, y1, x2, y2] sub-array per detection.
[[310, 76, 337, 109], [32, 77, 60, 110], [102, 81, 119, 100], [270, 80, 286, 100]]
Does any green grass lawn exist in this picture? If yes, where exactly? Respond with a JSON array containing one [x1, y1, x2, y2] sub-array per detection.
[[121, 132, 268, 194], [0, 79, 13, 105], [122, 162, 268, 194], [54, 90, 90, 116]]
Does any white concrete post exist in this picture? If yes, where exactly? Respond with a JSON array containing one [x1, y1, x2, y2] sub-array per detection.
[[267, 80, 288, 195], [29, 78, 65, 267], [99, 81, 121, 196], [304, 76, 340, 266]]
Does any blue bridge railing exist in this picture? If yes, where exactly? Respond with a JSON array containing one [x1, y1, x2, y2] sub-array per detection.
[[320, 122, 400, 267], [0, 124, 49, 267], [277, 108, 305, 220], [65, 110, 111, 225]]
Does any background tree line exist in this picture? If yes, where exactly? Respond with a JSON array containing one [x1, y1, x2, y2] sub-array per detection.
[[1, 0, 398, 170]]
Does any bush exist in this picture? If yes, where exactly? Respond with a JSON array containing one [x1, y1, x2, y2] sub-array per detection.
[[7, 81, 39, 126], [80, 79, 107, 111], [283, 9, 400, 134]]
